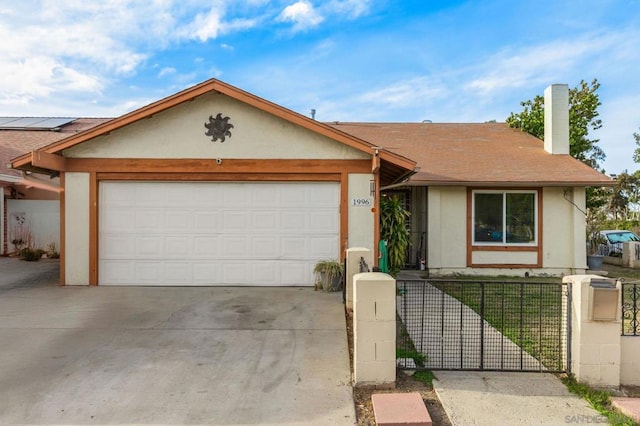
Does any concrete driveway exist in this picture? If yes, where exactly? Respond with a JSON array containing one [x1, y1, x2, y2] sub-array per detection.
[[0, 258, 355, 425]]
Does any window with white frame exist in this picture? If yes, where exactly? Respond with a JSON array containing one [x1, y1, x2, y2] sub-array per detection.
[[472, 190, 537, 245]]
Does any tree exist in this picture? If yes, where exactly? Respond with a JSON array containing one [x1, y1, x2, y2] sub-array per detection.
[[506, 79, 604, 169], [607, 171, 639, 220], [633, 127, 640, 163]]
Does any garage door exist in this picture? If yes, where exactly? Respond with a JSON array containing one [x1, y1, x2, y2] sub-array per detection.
[[99, 181, 340, 286]]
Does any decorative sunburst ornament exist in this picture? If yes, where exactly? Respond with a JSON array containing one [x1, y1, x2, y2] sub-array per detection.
[[204, 113, 234, 142]]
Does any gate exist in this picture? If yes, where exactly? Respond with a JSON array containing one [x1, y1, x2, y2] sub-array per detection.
[[396, 279, 571, 372]]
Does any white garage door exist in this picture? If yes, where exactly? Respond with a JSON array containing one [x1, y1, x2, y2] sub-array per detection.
[[99, 181, 340, 286]]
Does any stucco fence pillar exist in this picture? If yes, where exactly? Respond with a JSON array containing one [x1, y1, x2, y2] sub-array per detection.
[[563, 275, 624, 388], [622, 241, 640, 269], [353, 272, 396, 388], [345, 247, 374, 311]]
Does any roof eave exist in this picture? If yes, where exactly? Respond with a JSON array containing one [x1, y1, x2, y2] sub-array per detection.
[[400, 180, 616, 187], [10, 79, 415, 176]]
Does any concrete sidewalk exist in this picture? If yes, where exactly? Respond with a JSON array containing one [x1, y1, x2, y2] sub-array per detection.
[[433, 371, 605, 425]]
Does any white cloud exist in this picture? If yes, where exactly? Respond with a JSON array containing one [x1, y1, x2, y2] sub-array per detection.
[[278, 1, 324, 31], [158, 67, 177, 78], [182, 7, 224, 41], [358, 77, 447, 108], [465, 32, 625, 94], [176, 3, 259, 42], [324, 0, 371, 18]]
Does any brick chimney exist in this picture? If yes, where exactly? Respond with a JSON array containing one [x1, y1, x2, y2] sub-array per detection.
[[544, 84, 569, 155]]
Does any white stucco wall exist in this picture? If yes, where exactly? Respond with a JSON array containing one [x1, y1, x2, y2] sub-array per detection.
[[427, 187, 467, 270], [64, 92, 368, 160], [621, 337, 640, 386], [471, 251, 537, 264], [542, 187, 586, 270], [64, 173, 90, 285], [6, 200, 59, 251], [428, 186, 587, 276], [348, 174, 374, 251]]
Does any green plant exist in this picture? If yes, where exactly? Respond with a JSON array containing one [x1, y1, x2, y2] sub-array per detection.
[[412, 370, 437, 387], [561, 375, 636, 425], [46, 242, 60, 259], [313, 259, 343, 292], [396, 347, 427, 368], [586, 209, 607, 255], [19, 247, 44, 262], [380, 194, 411, 275]]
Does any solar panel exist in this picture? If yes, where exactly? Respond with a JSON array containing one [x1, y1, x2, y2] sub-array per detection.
[[0, 117, 76, 130]]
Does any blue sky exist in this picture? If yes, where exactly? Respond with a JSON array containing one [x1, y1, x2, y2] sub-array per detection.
[[1, 0, 639, 174]]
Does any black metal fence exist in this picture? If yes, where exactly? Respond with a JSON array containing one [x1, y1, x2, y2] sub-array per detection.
[[396, 279, 570, 372], [622, 282, 640, 336]]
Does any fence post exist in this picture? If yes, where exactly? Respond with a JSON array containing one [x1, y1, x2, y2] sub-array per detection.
[[624, 242, 640, 269], [345, 247, 373, 311], [562, 275, 622, 388], [353, 272, 396, 388]]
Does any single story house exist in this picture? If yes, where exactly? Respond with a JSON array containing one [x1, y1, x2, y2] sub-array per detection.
[[0, 117, 108, 255], [10, 80, 612, 285]]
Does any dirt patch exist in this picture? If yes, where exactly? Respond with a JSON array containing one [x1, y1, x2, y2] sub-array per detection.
[[346, 309, 452, 425]]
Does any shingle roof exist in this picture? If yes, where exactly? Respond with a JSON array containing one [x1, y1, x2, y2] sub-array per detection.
[[329, 122, 613, 187], [0, 118, 110, 178]]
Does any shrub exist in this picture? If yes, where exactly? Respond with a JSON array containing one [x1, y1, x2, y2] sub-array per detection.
[[19, 248, 45, 262]]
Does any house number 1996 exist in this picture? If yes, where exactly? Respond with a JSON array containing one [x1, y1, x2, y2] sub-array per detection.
[[351, 198, 372, 207]]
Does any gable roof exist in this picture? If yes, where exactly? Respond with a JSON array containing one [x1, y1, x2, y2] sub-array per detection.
[[329, 122, 614, 187], [10, 79, 416, 184], [1, 118, 110, 179]]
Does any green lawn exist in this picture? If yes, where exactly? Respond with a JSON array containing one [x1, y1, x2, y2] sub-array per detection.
[[430, 279, 566, 371]]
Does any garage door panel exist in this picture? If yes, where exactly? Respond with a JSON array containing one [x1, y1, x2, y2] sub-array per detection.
[[309, 210, 339, 231], [310, 236, 340, 258], [252, 237, 279, 257], [253, 185, 279, 205], [222, 262, 251, 283], [312, 184, 340, 205], [165, 211, 194, 231], [135, 210, 164, 231], [194, 211, 220, 230], [100, 182, 339, 286], [192, 184, 221, 202], [165, 236, 191, 257], [135, 236, 164, 258], [101, 235, 134, 258], [135, 262, 164, 282], [221, 236, 249, 257], [193, 262, 221, 283], [251, 261, 278, 285], [223, 185, 251, 205], [280, 184, 310, 206], [280, 262, 309, 285], [280, 211, 306, 231], [136, 184, 168, 206], [193, 236, 219, 257], [101, 260, 135, 284], [165, 262, 194, 283], [281, 237, 306, 258], [103, 209, 135, 232], [251, 210, 278, 231], [223, 211, 249, 230], [101, 183, 135, 206]]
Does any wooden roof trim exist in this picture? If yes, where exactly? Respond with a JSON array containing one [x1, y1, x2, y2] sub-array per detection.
[[403, 179, 616, 187], [12, 78, 414, 172]]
